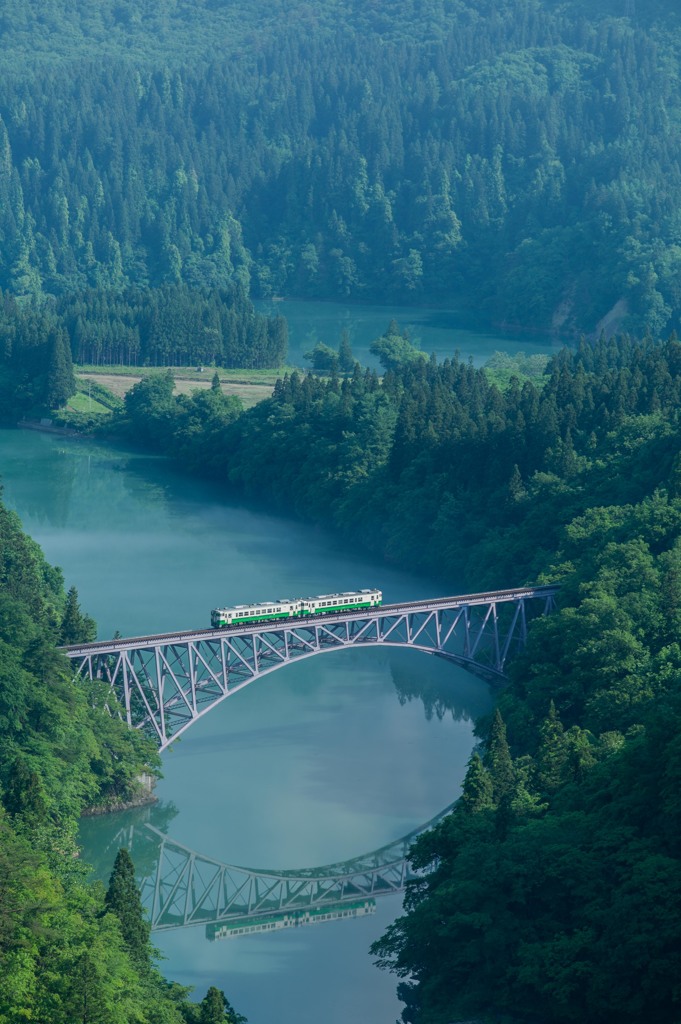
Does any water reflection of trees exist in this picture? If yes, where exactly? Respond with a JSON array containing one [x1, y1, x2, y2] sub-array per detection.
[[79, 800, 179, 884], [2, 436, 79, 528], [389, 652, 495, 723], [5, 434, 174, 530]]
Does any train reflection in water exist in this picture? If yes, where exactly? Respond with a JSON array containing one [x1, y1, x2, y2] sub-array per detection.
[[112, 803, 456, 939], [208, 899, 376, 941]]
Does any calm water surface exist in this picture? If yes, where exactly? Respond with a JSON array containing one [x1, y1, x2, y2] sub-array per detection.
[[0, 426, 496, 1024], [256, 297, 562, 369]]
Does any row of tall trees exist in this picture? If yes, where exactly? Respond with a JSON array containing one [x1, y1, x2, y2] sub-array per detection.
[[0, 282, 286, 422], [56, 283, 287, 367]]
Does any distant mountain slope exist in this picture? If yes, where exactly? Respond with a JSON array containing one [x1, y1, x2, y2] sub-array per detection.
[[1, 0, 681, 335], [4, 0, 676, 70]]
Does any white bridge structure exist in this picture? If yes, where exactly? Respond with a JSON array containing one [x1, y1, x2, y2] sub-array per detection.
[[63, 585, 558, 752]]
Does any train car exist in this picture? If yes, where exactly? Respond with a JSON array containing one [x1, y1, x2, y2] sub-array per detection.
[[211, 599, 300, 628], [211, 589, 382, 627], [301, 589, 382, 615]]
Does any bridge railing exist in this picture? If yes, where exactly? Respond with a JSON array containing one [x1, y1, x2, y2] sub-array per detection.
[[63, 586, 559, 752]]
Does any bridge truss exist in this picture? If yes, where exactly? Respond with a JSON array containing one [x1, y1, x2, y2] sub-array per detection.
[[127, 804, 455, 933], [64, 586, 558, 752]]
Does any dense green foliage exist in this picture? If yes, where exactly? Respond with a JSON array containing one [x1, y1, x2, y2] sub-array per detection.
[[187, 987, 247, 1024], [0, 1, 680, 331], [0, 283, 285, 422], [118, 326, 681, 1021], [0, 293, 77, 418], [117, 369, 243, 460], [0, 490, 243, 1022], [105, 849, 153, 968], [371, 508, 681, 1023], [120, 327, 681, 585], [56, 284, 287, 368]]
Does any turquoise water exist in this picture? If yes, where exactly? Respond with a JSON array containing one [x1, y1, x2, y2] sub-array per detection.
[[256, 297, 561, 369], [0, 426, 495, 1024]]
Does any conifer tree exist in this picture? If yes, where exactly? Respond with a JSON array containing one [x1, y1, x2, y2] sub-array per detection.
[[45, 328, 76, 408], [459, 752, 494, 814], [483, 709, 515, 803], [60, 586, 96, 645], [2, 757, 47, 819], [199, 986, 247, 1024], [536, 700, 568, 794], [508, 464, 527, 504], [104, 848, 151, 969], [338, 330, 355, 373]]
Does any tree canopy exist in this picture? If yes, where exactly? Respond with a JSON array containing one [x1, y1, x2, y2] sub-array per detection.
[[0, 2, 679, 333], [117, 324, 681, 1022]]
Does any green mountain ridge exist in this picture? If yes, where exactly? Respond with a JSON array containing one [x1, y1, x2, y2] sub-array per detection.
[[2, 0, 676, 72], [0, 0, 680, 334]]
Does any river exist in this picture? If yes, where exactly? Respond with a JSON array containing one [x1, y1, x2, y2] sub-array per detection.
[[0, 427, 496, 1022], [0, 300, 556, 1022], [255, 297, 561, 369]]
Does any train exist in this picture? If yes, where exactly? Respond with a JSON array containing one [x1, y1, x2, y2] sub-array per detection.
[[211, 588, 383, 628]]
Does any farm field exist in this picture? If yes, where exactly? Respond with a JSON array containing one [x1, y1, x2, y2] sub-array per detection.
[[77, 368, 279, 408]]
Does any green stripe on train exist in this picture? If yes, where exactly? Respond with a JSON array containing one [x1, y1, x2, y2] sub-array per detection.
[[216, 600, 381, 625]]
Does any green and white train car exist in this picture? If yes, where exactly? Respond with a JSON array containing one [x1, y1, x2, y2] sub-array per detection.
[[211, 588, 382, 628]]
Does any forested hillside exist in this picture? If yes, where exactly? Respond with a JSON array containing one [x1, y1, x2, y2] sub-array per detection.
[[117, 327, 681, 1022], [0, 0, 680, 333], [0, 284, 286, 422], [117, 326, 681, 587], [0, 494, 244, 1021], [3, 1, 681, 1020]]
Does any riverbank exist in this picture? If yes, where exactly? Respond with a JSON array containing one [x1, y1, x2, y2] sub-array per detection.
[[81, 773, 158, 817], [17, 417, 90, 437]]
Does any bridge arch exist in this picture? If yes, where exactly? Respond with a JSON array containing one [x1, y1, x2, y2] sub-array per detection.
[[64, 586, 558, 752]]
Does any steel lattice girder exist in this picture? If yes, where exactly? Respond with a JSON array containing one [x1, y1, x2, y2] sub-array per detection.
[[66, 589, 558, 751]]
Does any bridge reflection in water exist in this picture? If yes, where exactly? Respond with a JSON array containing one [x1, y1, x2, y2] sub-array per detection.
[[122, 804, 454, 940]]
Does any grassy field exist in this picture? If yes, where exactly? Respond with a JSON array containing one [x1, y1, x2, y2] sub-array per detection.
[[66, 390, 112, 415], [75, 365, 289, 409]]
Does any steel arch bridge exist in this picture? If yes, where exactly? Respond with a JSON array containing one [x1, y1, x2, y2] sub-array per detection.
[[123, 803, 456, 934], [63, 585, 558, 752]]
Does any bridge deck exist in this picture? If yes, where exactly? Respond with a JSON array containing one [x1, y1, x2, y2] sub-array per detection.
[[62, 584, 559, 657]]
